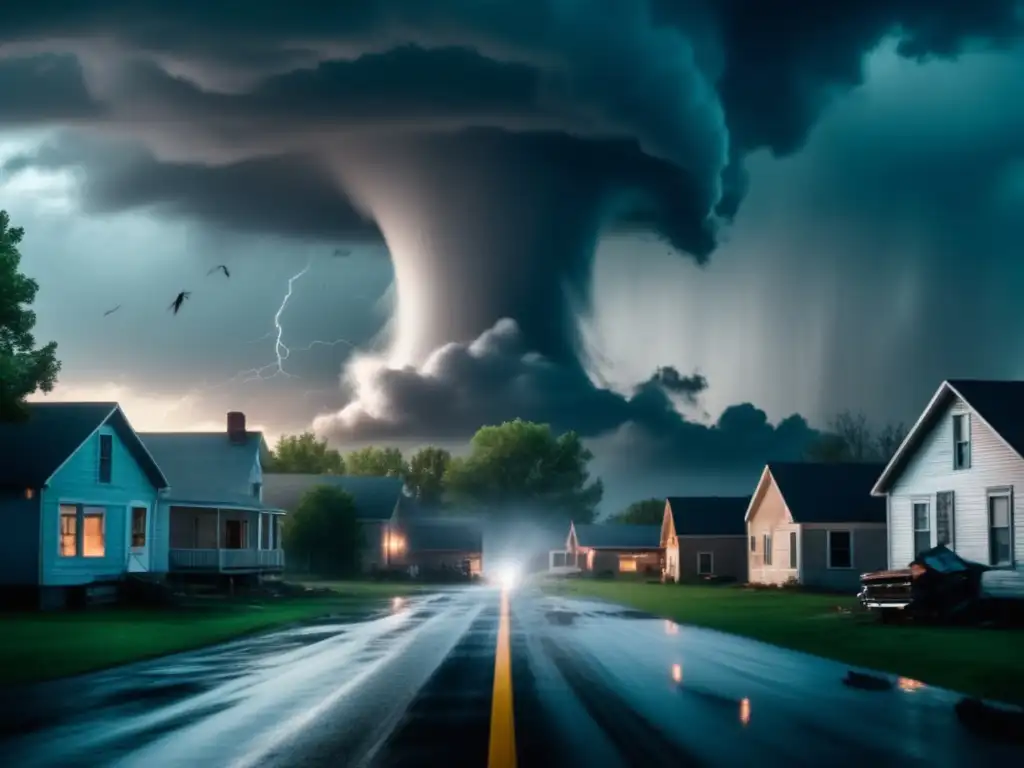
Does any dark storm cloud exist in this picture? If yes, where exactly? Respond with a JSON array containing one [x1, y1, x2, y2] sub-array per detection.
[[0, 54, 102, 124], [3, 0, 1022, 454], [315, 318, 818, 465], [649, 366, 708, 404]]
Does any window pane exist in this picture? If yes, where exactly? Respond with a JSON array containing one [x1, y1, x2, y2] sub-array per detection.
[[750, 536, 755, 552], [990, 496, 1010, 528], [913, 503, 929, 530], [83, 513, 105, 557], [936, 492, 954, 547], [991, 528, 1012, 566], [59, 505, 78, 557], [131, 507, 147, 547], [955, 443, 970, 469], [698, 553, 712, 574], [952, 415, 963, 442], [830, 532, 852, 568], [789, 531, 797, 568], [914, 531, 931, 556]]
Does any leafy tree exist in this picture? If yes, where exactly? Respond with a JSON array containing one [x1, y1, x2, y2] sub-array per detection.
[[443, 419, 603, 522], [345, 446, 408, 478], [406, 446, 451, 508], [606, 498, 665, 525], [268, 431, 344, 474], [282, 485, 362, 576], [805, 409, 908, 463], [0, 210, 60, 421]]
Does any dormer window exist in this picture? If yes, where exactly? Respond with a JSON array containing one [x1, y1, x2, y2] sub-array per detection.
[[952, 413, 971, 470], [98, 434, 113, 484]]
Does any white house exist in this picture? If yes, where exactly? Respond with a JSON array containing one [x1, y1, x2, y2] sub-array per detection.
[[871, 379, 1024, 571]]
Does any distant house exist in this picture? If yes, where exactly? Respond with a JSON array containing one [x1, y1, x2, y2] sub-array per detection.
[[139, 412, 286, 578], [262, 473, 413, 571], [392, 516, 483, 576], [746, 462, 887, 591], [0, 402, 169, 608], [564, 522, 662, 575], [872, 379, 1024, 571], [661, 497, 749, 583]]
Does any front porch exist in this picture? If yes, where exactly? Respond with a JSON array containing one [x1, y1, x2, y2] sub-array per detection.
[[169, 505, 285, 573]]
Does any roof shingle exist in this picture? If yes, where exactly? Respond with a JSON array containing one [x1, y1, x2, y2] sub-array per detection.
[[573, 523, 661, 549], [767, 462, 886, 524], [404, 517, 483, 552], [262, 474, 407, 521], [666, 496, 749, 536]]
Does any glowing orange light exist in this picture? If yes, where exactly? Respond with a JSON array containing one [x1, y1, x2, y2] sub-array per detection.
[[898, 677, 925, 693], [739, 697, 751, 726], [24, 488, 34, 500], [664, 620, 679, 635], [671, 663, 682, 683]]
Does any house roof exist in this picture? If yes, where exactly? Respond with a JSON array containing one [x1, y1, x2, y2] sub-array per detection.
[[873, 379, 1024, 495], [404, 517, 483, 552], [572, 523, 662, 549], [262, 474, 409, 521], [757, 462, 887, 524], [139, 431, 276, 510], [0, 402, 167, 489], [665, 496, 749, 537]]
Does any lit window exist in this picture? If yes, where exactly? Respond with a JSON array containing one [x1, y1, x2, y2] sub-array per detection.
[[83, 508, 105, 557], [618, 556, 638, 572], [59, 505, 77, 557]]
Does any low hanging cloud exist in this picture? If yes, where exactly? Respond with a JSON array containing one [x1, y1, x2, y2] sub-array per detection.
[[313, 319, 819, 465]]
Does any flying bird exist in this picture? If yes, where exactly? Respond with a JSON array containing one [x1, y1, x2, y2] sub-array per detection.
[[207, 264, 230, 278], [103, 304, 122, 317], [332, 248, 351, 258], [169, 291, 191, 315]]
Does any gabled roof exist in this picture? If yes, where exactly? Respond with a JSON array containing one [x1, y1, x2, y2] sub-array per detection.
[[873, 379, 1024, 495], [571, 523, 661, 549], [139, 431, 275, 510], [665, 496, 748, 536], [262, 474, 409, 521], [404, 517, 483, 552], [752, 462, 886, 524], [0, 402, 167, 489]]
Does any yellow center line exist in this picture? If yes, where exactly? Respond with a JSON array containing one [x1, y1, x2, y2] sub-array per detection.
[[487, 588, 517, 768]]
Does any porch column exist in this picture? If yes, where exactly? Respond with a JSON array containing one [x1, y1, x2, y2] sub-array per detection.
[[257, 513, 263, 551], [216, 508, 222, 569]]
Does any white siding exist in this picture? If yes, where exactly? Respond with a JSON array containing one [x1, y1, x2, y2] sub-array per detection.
[[889, 397, 1024, 569]]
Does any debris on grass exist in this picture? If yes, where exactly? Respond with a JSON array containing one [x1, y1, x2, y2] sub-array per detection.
[[843, 670, 894, 691]]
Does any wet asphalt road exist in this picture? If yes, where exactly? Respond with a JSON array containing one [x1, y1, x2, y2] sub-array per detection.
[[1, 585, 1022, 767]]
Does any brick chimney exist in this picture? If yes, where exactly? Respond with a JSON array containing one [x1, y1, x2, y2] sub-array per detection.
[[227, 411, 247, 445]]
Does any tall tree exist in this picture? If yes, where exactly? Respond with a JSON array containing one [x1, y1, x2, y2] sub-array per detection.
[[406, 446, 452, 508], [268, 431, 344, 474], [805, 409, 908, 463], [345, 446, 408, 478], [282, 485, 362, 576], [606, 498, 665, 525], [444, 419, 603, 522], [0, 210, 60, 421]]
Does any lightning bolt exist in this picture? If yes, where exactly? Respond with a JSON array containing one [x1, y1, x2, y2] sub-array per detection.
[[199, 259, 357, 393]]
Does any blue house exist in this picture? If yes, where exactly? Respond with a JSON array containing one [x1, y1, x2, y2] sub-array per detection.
[[0, 402, 168, 608]]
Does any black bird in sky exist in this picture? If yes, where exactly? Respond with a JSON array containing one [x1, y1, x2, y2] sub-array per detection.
[[332, 248, 351, 258], [103, 304, 122, 317], [169, 291, 191, 315], [207, 264, 230, 278]]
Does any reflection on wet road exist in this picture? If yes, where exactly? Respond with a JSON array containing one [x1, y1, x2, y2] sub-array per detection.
[[1, 586, 1021, 767]]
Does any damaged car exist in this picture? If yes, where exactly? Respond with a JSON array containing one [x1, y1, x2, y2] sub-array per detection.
[[858, 545, 1024, 624]]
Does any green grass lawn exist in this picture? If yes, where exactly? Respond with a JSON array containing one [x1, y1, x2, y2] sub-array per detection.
[[0, 581, 431, 686], [543, 579, 1024, 705]]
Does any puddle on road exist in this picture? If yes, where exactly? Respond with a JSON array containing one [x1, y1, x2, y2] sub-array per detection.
[[545, 610, 578, 626], [588, 609, 657, 620], [103, 680, 209, 707]]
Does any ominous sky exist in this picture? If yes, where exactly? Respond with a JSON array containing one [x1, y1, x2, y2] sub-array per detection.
[[3, 1, 1023, 512]]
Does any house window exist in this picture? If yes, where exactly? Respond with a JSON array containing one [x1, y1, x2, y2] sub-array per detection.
[[988, 492, 1013, 567], [98, 434, 113, 484], [750, 535, 756, 552], [952, 414, 971, 470], [697, 552, 714, 575], [936, 491, 955, 548], [763, 534, 773, 566], [82, 508, 106, 557], [59, 505, 78, 557], [827, 530, 853, 569], [252, 482, 262, 499], [618, 557, 638, 572], [131, 506, 148, 548], [789, 531, 798, 569], [913, 501, 931, 556]]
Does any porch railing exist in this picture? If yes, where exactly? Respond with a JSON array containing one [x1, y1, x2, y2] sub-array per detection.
[[169, 548, 286, 571]]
